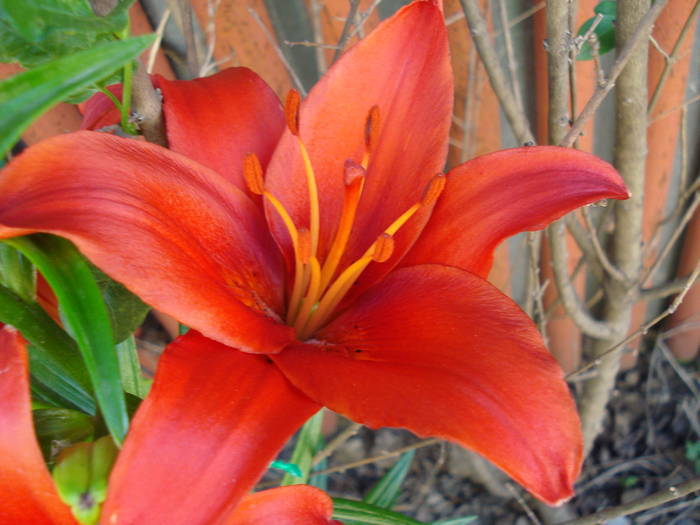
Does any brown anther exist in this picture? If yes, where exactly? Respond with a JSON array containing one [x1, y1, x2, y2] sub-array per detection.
[[420, 173, 446, 206], [371, 233, 395, 263], [243, 153, 265, 195], [298, 227, 311, 263], [284, 90, 301, 136], [343, 159, 366, 187], [364, 105, 381, 151]]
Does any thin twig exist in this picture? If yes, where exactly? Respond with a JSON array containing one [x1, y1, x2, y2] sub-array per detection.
[[332, 0, 360, 63], [560, 0, 670, 147], [640, 274, 699, 302], [581, 206, 628, 283], [312, 439, 440, 476], [311, 422, 362, 467], [146, 8, 171, 75], [497, 0, 524, 113], [247, 6, 306, 95], [459, 0, 536, 145], [309, 0, 328, 75], [567, 261, 700, 380], [558, 477, 700, 525], [647, 0, 700, 115]]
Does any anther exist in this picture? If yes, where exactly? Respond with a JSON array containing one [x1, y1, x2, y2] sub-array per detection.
[[344, 159, 366, 187], [371, 233, 394, 263], [364, 105, 381, 151], [285, 90, 301, 136], [420, 173, 446, 206], [243, 153, 265, 195]]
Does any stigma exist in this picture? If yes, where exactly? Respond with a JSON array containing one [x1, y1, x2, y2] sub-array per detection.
[[244, 90, 445, 340]]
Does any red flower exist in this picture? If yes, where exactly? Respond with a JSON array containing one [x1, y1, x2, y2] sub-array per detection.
[[0, 0, 628, 508], [0, 326, 336, 525]]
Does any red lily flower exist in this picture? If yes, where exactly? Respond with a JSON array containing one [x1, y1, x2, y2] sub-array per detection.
[[0, 325, 337, 525], [0, 0, 628, 507]]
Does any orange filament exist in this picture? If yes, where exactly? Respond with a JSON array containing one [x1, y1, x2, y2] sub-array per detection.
[[293, 256, 321, 333], [319, 160, 366, 290], [296, 138, 320, 259]]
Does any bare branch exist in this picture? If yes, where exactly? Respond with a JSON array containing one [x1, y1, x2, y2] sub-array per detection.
[[560, 0, 669, 148], [332, 0, 360, 63], [459, 0, 536, 145], [558, 477, 700, 525]]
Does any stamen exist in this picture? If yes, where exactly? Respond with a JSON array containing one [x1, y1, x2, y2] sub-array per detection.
[[285, 90, 301, 136], [243, 153, 265, 195], [286, 228, 310, 323], [293, 255, 321, 333], [362, 105, 380, 169], [297, 139, 321, 258], [421, 173, 446, 206], [371, 233, 394, 263], [319, 160, 366, 291]]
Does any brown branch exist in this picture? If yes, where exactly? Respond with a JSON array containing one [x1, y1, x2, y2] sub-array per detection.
[[560, 0, 669, 148], [647, 0, 700, 115], [459, 0, 536, 145], [558, 477, 700, 525], [332, 0, 360, 63], [132, 66, 167, 147], [311, 422, 362, 467]]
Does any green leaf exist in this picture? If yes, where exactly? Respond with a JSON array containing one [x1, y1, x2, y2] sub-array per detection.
[[0, 34, 155, 156], [0, 238, 35, 302], [0, 283, 95, 413], [33, 407, 95, 462], [332, 499, 424, 525], [364, 450, 415, 509], [91, 265, 150, 343], [0, 0, 135, 66], [576, 1, 616, 60], [432, 517, 477, 525], [115, 336, 150, 398], [4, 235, 128, 444], [281, 409, 325, 485]]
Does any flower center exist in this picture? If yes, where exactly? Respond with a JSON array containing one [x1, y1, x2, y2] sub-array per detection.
[[244, 90, 445, 340]]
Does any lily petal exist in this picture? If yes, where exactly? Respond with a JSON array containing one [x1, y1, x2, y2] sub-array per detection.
[[0, 132, 294, 353], [273, 265, 582, 505], [224, 486, 337, 525], [402, 146, 629, 276], [155, 68, 285, 191], [80, 84, 123, 131], [102, 331, 321, 525], [0, 326, 77, 525], [265, 0, 451, 292]]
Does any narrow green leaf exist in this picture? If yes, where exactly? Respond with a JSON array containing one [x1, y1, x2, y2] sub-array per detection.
[[33, 407, 95, 462], [91, 266, 150, 343], [0, 243, 35, 302], [5, 235, 128, 444], [0, 283, 95, 413], [432, 517, 478, 525], [115, 336, 150, 398], [0, 34, 154, 156], [364, 450, 415, 509], [281, 409, 325, 485], [332, 498, 424, 525]]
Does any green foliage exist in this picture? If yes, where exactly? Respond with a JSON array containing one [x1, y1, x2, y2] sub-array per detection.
[[5, 235, 128, 444], [576, 0, 616, 60], [91, 266, 150, 344], [686, 441, 700, 473], [281, 409, 325, 485], [33, 407, 95, 462], [115, 336, 151, 398], [332, 498, 424, 525], [0, 34, 154, 156], [364, 450, 416, 509], [0, 0, 133, 68]]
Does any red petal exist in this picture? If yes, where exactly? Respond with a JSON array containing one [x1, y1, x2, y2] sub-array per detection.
[[264, 1, 451, 292], [102, 331, 321, 525], [273, 265, 582, 504], [80, 84, 123, 130], [224, 486, 335, 525], [0, 326, 77, 525], [0, 132, 294, 354], [402, 146, 629, 277], [155, 68, 285, 191]]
